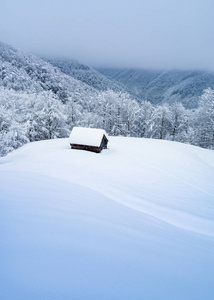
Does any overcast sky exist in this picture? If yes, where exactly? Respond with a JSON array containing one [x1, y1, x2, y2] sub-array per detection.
[[1, 0, 214, 70]]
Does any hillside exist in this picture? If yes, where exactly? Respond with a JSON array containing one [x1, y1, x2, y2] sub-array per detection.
[[1, 137, 214, 300], [1, 40, 214, 110], [42, 57, 125, 92], [0, 41, 99, 103], [97, 68, 214, 108]]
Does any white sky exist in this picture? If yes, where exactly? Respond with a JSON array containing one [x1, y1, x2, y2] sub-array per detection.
[[1, 0, 214, 70]]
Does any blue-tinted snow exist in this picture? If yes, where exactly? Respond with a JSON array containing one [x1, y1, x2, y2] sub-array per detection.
[[0, 137, 214, 300]]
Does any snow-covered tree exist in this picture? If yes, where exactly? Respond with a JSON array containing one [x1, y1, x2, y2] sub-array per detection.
[[150, 104, 172, 140], [195, 88, 214, 148], [34, 92, 68, 140], [66, 97, 82, 130], [139, 101, 154, 138], [170, 102, 186, 142]]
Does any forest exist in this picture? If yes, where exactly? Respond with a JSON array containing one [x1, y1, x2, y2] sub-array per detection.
[[0, 86, 214, 156]]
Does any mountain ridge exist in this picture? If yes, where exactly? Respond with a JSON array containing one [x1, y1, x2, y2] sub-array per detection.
[[0, 41, 100, 103], [2, 40, 214, 109], [96, 67, 214, 108], [42, 56, 125, 92]]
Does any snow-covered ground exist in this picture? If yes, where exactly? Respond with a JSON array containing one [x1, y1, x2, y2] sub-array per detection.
[[0, 137, 214, 300]]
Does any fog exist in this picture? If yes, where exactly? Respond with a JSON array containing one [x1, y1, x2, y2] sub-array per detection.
[[1, 0, 214, 70]]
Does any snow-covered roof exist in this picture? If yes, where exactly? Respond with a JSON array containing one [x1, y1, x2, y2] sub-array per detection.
[[70, 127, 108, 147]]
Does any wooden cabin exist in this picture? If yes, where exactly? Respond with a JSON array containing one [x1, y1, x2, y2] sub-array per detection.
[[69, 127, 109, 153]]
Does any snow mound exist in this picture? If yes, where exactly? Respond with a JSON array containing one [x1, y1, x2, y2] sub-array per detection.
[[0, 137, 214, 300]]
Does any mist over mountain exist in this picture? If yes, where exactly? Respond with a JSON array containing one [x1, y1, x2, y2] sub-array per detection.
[[42, 57, 124, 93], [97, 68, 214, 108], [0, 41, 100, 104], [2, 39, 214, 110]]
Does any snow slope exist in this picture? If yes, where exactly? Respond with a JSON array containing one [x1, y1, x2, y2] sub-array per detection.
[[0, 137, 214, 300]]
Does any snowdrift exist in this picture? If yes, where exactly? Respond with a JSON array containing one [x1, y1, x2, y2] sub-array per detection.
[[0, 137, 214, 300]]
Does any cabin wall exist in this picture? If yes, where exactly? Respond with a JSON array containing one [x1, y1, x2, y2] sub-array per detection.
[[70, 144, 101, 153], [100, 137, 108, 149]]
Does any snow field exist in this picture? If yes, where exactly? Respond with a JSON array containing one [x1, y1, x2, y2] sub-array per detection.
[[0, 137, 214, 299]]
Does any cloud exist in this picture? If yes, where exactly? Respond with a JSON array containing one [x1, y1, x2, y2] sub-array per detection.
[[1, 0, 214, 70]]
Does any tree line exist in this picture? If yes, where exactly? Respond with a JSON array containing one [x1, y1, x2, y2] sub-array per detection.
[[0, 87, 214, 156]]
